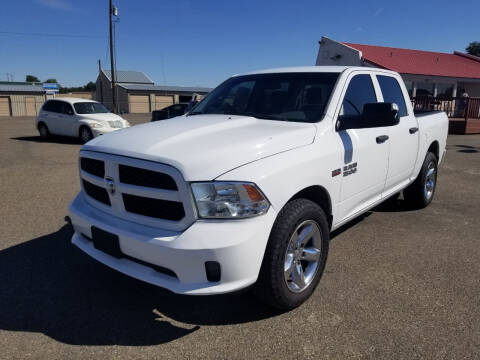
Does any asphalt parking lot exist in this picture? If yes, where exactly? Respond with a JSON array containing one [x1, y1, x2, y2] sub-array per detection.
[[0, 115, 479, 359]]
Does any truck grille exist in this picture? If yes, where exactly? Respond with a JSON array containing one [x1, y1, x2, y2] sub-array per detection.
[[119, 164, 178, 190], [80, 157, 105, 178], [82, 180, 111, 206], [123, 193, 185, 220], [79, 151, 196, 231]]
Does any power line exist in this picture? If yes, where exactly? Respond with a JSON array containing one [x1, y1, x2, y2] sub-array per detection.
[[0, 30, 106, 39]]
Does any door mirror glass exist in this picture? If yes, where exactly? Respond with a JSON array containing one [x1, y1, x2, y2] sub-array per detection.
[[338, 102, 399, 131]]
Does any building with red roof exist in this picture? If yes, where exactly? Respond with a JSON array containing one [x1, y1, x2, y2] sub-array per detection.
[[316, 36, 480, 98]]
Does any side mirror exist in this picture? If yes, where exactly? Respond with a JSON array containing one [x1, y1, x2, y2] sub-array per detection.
[[338, 102, 400, 131]]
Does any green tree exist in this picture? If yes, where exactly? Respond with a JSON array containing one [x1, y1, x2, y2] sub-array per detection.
[[45, 78, 58, 83], [26, 75, 40, 82], [84, 81, 96, 91], [466, 41, 480, 57]]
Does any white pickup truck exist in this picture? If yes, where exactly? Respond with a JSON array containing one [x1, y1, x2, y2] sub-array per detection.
[[69, 66, 448, 309]]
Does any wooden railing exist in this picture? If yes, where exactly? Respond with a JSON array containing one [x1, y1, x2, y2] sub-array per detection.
[[411, 96, 480, 120]]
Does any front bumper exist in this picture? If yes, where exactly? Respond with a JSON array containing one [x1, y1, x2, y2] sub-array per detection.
[[69, 193, 277, 295]]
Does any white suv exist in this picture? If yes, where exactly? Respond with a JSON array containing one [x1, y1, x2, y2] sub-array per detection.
[[36, 98, 130, 143]]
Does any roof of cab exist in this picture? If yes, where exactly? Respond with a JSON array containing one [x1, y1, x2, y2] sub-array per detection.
[[239, 65, 399, 76], [50, 97, 98, 104]]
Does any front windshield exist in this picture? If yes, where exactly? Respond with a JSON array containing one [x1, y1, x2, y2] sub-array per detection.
[[189, 72, 339, 123], [74, 102, 110, 114]]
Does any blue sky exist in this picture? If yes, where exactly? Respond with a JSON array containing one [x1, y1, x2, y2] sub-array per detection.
[[0, 0, 478, 87]]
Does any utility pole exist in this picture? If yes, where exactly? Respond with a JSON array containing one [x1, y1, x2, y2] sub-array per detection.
[[109, 0, 117, 113]]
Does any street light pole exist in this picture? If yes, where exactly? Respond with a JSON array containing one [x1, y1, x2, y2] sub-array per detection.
[[109, 0, 117, 113]]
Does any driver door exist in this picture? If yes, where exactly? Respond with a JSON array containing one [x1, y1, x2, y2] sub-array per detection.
[[335, 73, 390, 223]]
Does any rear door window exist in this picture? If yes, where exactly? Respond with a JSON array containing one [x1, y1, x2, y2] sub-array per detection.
[[377, 75, 408, 117], [49, 100, 63, 113], [42, 100, 55, 112]]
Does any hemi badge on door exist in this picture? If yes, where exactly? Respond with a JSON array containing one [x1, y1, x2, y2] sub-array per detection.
[[332, 168, 341, 177]]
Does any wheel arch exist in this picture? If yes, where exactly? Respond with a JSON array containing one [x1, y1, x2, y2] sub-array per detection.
[[288, 185, 333, 229], [427, 140, 439, 160], [78, 124, 91, 136]]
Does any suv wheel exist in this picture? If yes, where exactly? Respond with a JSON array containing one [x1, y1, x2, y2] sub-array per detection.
[[404, 152, 438, 208], [38, 123, 50, 139], [255, 199, 329, 310], [79, 126, 93, 144]]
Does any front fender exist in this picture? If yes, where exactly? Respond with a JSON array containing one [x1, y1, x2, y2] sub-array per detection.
[[216, 140, 343, 224]]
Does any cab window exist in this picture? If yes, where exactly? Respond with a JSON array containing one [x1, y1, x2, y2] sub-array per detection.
[[339, 74, 377, 119]]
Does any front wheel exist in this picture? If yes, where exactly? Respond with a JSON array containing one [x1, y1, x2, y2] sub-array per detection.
[[79, 126, 94, 144], [404, 152, 438, 208], [255, 199, 330, 310]]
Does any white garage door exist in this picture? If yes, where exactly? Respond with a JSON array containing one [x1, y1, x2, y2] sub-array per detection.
[[129, 95, 150, 113], [155, 95, 174, 110], [0, 97, 10, 116], [25, 97, 37, 116]]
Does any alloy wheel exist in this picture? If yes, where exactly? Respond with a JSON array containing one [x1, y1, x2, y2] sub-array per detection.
[[284, 220, 323, 293], [424, 160, 436, 200]]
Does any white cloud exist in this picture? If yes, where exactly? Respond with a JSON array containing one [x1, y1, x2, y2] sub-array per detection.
[[35, 0, 74, 11], [373, 7, 384, 17]]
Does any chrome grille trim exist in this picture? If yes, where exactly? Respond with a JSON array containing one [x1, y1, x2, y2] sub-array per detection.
[[79, 150, 196, 231]]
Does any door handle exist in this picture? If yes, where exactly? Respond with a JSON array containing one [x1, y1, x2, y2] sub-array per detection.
[[376, 135, 389, 144], [409, 127, 419, 134]]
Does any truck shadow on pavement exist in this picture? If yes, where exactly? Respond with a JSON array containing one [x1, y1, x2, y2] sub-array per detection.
[[0, 224, 282, 346], [10, 136, 82, 145]]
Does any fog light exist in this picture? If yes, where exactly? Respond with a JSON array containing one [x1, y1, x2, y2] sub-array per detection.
[[205, 261, 221, 282]]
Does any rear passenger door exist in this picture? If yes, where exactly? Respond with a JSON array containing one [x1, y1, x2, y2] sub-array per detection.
[[376, 75, 419, 196], [335, 73, 390, 222], [41, 100, 63, 135]]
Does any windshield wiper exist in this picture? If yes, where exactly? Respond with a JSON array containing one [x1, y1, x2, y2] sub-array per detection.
[[233, 112, 288, 121], [187, 111, 205, 116]]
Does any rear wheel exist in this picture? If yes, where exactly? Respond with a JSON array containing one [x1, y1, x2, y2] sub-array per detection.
[[404, 152, 438, 208], [38, 123, 49, 139], [255, 199, 329, 310], [79, 126, 93, 144]]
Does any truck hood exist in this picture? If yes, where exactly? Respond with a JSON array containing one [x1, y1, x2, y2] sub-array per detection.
[[83, 114, 316, 180], [79, 113, 125, 122]]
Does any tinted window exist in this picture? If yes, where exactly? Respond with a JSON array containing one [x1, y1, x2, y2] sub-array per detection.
[[436, 83, 454, 99], [415, 82, 434, 96], [340, 74, 377, 118], [377, 75, 408, 117], [189, 72, 339, 123], [46, 100, 63, 113], [59, 102, 74, 115], [42, 100, 55, 112]]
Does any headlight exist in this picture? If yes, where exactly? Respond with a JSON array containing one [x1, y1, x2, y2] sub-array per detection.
[[191, 182, 270, 219], [124, 120, 130, 127], [89, 122, 105, 128]]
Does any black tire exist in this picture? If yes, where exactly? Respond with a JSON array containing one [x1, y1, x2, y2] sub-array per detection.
[[79, 126, 93, 144], [38, 122, 50, 139], [404, 152, 438, 209], [255, 199, 330, 310]]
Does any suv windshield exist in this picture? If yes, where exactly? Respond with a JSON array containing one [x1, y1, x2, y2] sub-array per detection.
[[74, 102, 110, 114], [189, 72, 339, 123]]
